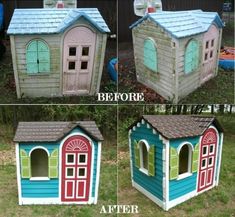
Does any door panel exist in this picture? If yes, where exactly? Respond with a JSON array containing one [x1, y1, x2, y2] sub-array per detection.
[[61, 135, 92, 202], [198, 128, 217, 192], [201, 25, 219, 83], [63, 27, 96, 95]]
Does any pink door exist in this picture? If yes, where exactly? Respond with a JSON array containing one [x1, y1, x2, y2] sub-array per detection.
[[63, 27, 96, 95], [61, 135, 92, 202], [201, 25, 219, 83], [198, 128, 217, 192]]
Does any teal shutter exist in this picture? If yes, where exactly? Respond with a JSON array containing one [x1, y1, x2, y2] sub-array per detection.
[[192, 41, 199, 70], [148, 145, 155, 176], [192, 143, 199, 172], [20, 149, 31, 178], [134, 140, 140, 168], [26, 40, 50, 73], [170, 147, 179, 180], [144, 39, 157, 72], [38, 41, 50, 72], [26, 41, 38, 73], [184, 40, 199, 74], [49, 148, 59, 178]]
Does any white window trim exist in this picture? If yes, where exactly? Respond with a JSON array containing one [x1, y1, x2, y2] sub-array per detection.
[[66, 153, 76, 165], [177, 142, 193, 178], [177, 172, 193, 180], [138, 139, 150, 175], [66, 167, 75, 178], [209, 144, 215, 155], [202, 145, 208, 157], [30, 177, 50, 181], [77, 153, 88, 165], [29, 146, 50, 179], [77, 167, 87, 178]]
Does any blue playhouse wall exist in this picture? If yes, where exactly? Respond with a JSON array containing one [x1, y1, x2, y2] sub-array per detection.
[[19, 127, 98, 199], [130, 123, 164, 201], [19, 143, 60, 198], [168, 136, 200, 201]]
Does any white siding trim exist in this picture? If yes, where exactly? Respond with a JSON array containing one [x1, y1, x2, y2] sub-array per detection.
[[59, 132, 95, 204], [94, 141, 102, 204], [165, 140, 170, 209], [166, 190, 197, 210], [216, 133, 224, 186], [132, 181, 165, 209], [129, 130, 134, 179], [16, 143, 22, 205], [21, 198, 95, 205], [29, 146, 50, 156]]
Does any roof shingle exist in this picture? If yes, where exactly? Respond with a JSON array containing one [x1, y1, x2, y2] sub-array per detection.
[[130, 10, 224, 38], [130, 115, 223, 139], [14, 121, 104, 142], [7, 8, 110, 35]]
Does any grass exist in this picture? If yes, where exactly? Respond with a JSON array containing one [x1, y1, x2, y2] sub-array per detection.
[[118, 114, 235, 217], [0, 129, 117, 217]]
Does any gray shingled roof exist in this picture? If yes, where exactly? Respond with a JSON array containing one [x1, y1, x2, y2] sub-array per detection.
[[130, 115, 223, 139], [14, 121, 103, 142]]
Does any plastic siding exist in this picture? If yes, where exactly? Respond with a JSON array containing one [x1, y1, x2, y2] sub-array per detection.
[[130, 123, 163, 200], [169, 136, 200, 201]]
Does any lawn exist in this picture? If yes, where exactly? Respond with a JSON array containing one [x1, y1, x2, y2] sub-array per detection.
[[0, 125, 117, 217], [118, 114, 235, 217], [0, 39, 117, 104]]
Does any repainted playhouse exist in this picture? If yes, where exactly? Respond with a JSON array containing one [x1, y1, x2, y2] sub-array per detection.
[[14, 121, 103, 205], [130, 10, 224, 103], [7, 1, 110, 98], [128, 115, 224, 210]]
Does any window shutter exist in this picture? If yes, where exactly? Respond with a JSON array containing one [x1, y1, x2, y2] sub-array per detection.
[[26, 41, 38, 73], [192, 41, 199, 70], [144, 39, 157, 72], [185, 40, 200, 74], [38, 41, 50, 72], [192, 143, 199, 172], [49, 148, 59, 178], [148, 145, 155, 176], [134, 140, 140, 168], [170, 147, 179, 180], [20, 149, 31, 178]]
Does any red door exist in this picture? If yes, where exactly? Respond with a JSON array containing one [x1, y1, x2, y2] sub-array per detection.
[[61, 135, 92, 202], [198, 128, 217, 192]]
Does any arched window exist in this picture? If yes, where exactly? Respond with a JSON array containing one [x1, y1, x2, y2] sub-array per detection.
[[184, 39, 199, 74], [139, 141, 149, 170], [31, 149, 48, 177], [144, 38, 158, 72], [26, 40, 50, 74], [178, 144, 192, 176]]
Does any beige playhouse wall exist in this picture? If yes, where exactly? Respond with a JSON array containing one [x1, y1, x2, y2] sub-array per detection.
[[175, 34, 204, 102], [132, 20, 176, 101], [10, 18, 107, 98]]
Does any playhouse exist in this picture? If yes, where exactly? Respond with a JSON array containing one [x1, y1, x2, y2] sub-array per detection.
[[130, 10, 224, 103], [14, 121, 103, 205], [128, 115, 224, 210], [7, 2, 110, 98]]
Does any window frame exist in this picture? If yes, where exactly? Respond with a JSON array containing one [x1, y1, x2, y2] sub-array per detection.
[[26, 39, 50, 75], [177, 142, 194, 180], [138, 140, 150, 175], [29, 146, 50, 181]]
